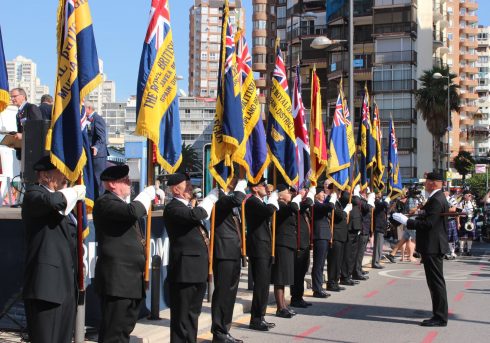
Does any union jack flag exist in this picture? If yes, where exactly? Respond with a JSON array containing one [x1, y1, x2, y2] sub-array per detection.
[[224, 21, 235, 75], [390, 124, 398, 152], [145, 0, 170, 48], [333, 94, 346, 127], [273, 45, 288, 92], [236, 31, 252, 82]]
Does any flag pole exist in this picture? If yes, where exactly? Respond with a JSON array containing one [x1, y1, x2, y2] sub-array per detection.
[[239, 166, 247, 267], [271, 166, 277, 264], [208, 179, 217, 302], [346, 148, 358, 223], [144, 139, 154, 288]]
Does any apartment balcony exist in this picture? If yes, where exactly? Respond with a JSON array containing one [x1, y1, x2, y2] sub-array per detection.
[[374, 0, 414, 7], [373, 22, 417, 36], [462, 40, 478, 49], [287, 24, 328, 42], [372, 79, 417, 93], [460, 65, 478, 74], [460, 116, 474, 126], [460, 26, 478, 35], [460, 79, 478, 87], [471, 126, 490, 140], [461, 14, 478, 23], [253, 63, 267, 73], [461, 53, 478, 62], [255, 78, 266, 88], [433, 31, 446, 49], [460, 143, 474, 153], [461, 1, 478, 11], [381, 137, 417, 151], [460, 92, 478, 100], [460, 104, 478, 113], [374, 50, 417, 65]]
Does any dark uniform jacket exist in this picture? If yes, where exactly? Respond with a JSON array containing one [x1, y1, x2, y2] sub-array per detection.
[[22, 184, 77, 304], [39, 103, 53, 121], [16, 102, 42, 133], [373, 199, 389, 234], [164, 198, 209, 283], [298, 198, 313, 249], [245, 195, 276, 258], [213, 190, 246, 260], [407, 189, 450, 255], [349, 196, 370, 233], [331, 199, 348, 243], [93, 191, 148, 299], [88, 112, 109, 158], [361, 199, 374, 235], [313, 201, 335, 241], [275, 201, 299, 249]]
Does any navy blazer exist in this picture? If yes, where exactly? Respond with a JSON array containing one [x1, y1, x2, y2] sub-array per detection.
[[88, 112, 108, 158]]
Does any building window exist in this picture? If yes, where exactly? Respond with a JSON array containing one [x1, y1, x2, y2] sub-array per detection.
[[253, 20, 267, 30]]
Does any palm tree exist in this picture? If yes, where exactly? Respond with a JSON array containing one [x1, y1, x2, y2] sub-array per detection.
[[415, 66, 459, 171], [454, 151, 475, 181], [178, 143, 202, 172]]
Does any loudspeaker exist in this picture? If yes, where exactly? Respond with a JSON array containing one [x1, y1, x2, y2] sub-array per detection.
[[21, 120, 51, 184]]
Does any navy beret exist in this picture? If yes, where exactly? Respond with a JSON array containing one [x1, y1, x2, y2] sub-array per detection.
[[100, 165, 129, 181], [276, 184, 289, 193], [166, 173, 190, 186], [426, 171, 444, 181], [33, 156, 56, 171], [247, 176, 266, 187]]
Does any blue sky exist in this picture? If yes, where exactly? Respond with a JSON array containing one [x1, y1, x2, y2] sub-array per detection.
[[0, 1, 489, 102]]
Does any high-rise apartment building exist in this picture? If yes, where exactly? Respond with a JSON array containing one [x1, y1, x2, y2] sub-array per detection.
[[447, 0, 479, 162], [475, 25, 490, 158], [6, 55, 49, 104], [85, 59, 116, 114], [188, 0, 245, 98]]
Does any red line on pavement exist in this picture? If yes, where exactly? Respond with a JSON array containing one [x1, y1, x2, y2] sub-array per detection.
[[293, 325, 321, 341], [464, 281, 473, 288], [335, 305, 354, 317], [421, 331, 438, 343], [454, 292, 464, 302], [403, 270, 413, 276], [448, 308, 454, 315], [364, 290, 379, 298]]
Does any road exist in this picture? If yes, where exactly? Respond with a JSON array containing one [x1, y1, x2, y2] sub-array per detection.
[[197, 242, 490, 343]]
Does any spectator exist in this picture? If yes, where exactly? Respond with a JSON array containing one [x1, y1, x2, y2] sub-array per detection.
[[39, 94, 53, 121], [85, 101, 108, 195]]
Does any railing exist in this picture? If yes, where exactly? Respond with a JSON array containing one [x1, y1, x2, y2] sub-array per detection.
[[287, 24, 328, 41], [382, 137, 417, 150], [374, 0, 415, 6], [379, 108, 417, 122], [375, 50, 417, 64], [373, 22, 417, 35], [372, 79, 417, 92]]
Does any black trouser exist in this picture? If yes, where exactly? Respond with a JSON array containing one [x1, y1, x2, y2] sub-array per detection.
[[25, 296, 76, 343], [422, 254, 448, 322], [169, 281, 207, 343], [211, 258, 241, 337], [327, 240, 344, 285], [291, 248, 310, 301], [341, 232, 359, 279], [98, 295, 142, 343], [353, 234, 369, 277], [249, 257, 271, 320], [312, 240, 329, 292]]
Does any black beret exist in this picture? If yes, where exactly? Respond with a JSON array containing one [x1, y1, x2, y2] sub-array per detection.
[[100, 165, 129, 181], [316, 186, 324, 195], [426, 171, 444, 181], [247, 177, 266, 187], [276, 184, 289, 193], [327, 183, 334, 190], [166, 172, 190, 186], [33, 156, 57, 171]]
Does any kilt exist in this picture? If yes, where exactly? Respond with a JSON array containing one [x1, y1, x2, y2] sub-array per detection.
[[271, 245, 294, 286], [448, 219, 458, 242]]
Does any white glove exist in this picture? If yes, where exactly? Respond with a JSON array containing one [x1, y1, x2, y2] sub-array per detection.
[[353, 184, 361, 197], [329, 192, 338, 204], [384, 196, 391, 204], [307, 186, 316, 202], [198, 187, 220, 218], [58, 186, 86, 215], [292, 194, 302, 207], [73, 185, 86, 201], [267, 190, 279, 210], [134, 186, 156, 213], [234, 179, 247, 194], [343, 203, 353, 214], [366, 187, 371, 193], [392, 212, 408, 226], [367, 192, 375, 207]]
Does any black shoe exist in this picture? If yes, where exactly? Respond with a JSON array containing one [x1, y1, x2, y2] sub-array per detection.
[[420, 319, 447, 327], [352, 275, 369, 281], [384, 254, 396, 263], [276, 308, 293, 318], [371, 264, 384, 269], [362, 270, 369, 275], [326, 284, 345, 292], [413, 252, 421, 259], [212, 333, 244, 343], [249, 319, 269, 331], [290, 299, 311, 308], [313, 291, 330, 298], [263, 319, 275, 328], [444, 254, 451, 260], [287, 307, 297, 315], [339, 278, 357, 286]]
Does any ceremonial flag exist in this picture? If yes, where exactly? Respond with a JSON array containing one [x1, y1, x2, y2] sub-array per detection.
[[136, 0, 182, 173], [0, 27, 9, 113], [266, 40, 298, 186], [308, 66, 327, 187], [46, 0, 102, 182], [80, 105, 96, 238], [235, 29, 269, 183], [371, 102, 385, 191], [356, 84, 375, 190], [341, 79, 359, 188], [387, 117, 403, 199], [327, 90, 350, 190], [292, 64, 311, 188], [209, 0, 244, 189]]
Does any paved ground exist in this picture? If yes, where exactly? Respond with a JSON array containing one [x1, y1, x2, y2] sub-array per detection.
[[2, 241, 489, 342]]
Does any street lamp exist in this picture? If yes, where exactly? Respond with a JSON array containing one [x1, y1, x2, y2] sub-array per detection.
[[433, 72, 451, 182]]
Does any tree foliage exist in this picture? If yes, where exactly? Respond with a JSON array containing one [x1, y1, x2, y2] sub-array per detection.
[[466, 172, 489, 200], [178, 143, 202, 172], [454, 151, 475, 180]]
